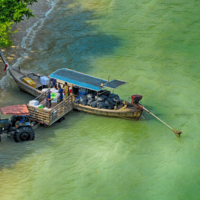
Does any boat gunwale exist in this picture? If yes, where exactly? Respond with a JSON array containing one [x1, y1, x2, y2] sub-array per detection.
[[73, 102, 141, 113]]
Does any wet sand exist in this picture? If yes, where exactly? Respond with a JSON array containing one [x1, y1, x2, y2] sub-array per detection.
[[0, 0, 51, 70]]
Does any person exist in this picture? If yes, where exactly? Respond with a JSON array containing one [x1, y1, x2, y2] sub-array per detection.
[[50, 78, 57, 89], [63, 82, 69, 99], [57, 84, 64, 103], [46, 90, 53, 108]]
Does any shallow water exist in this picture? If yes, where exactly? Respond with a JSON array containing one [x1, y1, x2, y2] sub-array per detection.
[[0, 0, 200, 199]]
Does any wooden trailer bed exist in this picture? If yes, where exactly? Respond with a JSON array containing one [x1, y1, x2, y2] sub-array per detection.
[[27, 92, 73, 126]]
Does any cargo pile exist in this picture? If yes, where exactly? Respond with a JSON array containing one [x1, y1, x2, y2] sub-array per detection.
[[29, 100, 43, 109], [74, 90, 121, 109]]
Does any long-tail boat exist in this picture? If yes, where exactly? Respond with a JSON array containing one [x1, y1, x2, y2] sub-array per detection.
[[0, 52, 143, 119], [0, 50, 183, 137]]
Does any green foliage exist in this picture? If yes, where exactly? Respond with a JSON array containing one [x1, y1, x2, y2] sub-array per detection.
[[0, 21, 14, 48], [0, 0, 38, 48]]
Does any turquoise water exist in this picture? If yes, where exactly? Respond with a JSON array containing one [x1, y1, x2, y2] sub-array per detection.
[[0, 0, 200, 199]]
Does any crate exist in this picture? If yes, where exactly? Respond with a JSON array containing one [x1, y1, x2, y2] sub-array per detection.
[[23, 77, 36, 88]]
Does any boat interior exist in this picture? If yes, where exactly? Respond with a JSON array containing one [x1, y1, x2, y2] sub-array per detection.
[[11, 67, 63, 91], [12, 67, 134, 111], [21, 73, 45, 90]]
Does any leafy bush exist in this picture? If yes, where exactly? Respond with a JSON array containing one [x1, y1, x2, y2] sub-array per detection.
[[0, 0, 37, 48]]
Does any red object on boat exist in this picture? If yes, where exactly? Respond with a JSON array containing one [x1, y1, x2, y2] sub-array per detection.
[[131, 95, 143, 104], [0, 104, 30, 115], [69, 86, 72, 93], [4, 63, 8, 71]]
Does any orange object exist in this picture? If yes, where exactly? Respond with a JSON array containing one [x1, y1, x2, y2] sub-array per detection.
[[22, 77, 36, 88], [0, 104, 30, 115]]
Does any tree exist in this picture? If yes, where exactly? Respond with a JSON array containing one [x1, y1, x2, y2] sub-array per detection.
[[0, 0, 38, 48]]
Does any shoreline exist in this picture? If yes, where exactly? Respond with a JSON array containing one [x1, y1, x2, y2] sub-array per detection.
[[0, 0, 52, 71]]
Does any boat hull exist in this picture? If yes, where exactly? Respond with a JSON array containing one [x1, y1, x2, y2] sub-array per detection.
[[73, 103, 142, 119]]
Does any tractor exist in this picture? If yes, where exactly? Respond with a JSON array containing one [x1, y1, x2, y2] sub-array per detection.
[[0, 105, 35, 142]]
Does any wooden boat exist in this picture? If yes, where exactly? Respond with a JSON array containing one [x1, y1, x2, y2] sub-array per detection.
[[0, 48, 143, 120], [73, 102, 142, 119], [8, 66, 43, 97], [7, 66, 143, 119]]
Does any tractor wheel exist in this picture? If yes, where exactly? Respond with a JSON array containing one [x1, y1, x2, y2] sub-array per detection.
[[14, 127, 35, 142]]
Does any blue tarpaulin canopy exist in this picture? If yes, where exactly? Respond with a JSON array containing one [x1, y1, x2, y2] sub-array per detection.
[[103, 79, 127, 89], [49, 68, 127, 91], [49, 68, 108, 91]]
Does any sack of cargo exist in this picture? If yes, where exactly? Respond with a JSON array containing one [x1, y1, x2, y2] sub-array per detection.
[[40, 76, 50, 85], [106, 98, 113, 104], [80, 97, 87, 105], [50, 88, 58, 93], [105, 101, 111, 107], [108, 93, 115, 98], [97, 97, 104, 102], [72, 86, 79, 95], [87, 99, 94, 106], [112, 101, 116, 106], [103, 90, 110, 96], [79, 88, 87, 93], [81, 100, 87, 106], [42, 88, 48, 93], [113, 97, 120, 102], [29, 100, 39, 106], [101, 95, 107, 99], [105, 106, 112, 109], [80, 96, 87, 100], [86, 93, 94, 100], [23, 77, 36, 88], [91, 91, 97, 96], [79, 88, 88, 96], [97, 102, 106, 109], [114, 94, 120, 99], [100, 90, 110, 96], [74, 99, 80, 103], [91, 101, 97, 108]]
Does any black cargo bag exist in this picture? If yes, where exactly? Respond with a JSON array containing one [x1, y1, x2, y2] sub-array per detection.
[[80, 97, 88, 105], [97, 102, 106, 109], [87, 99, 94, 106], [86, 93, 94, 100], [91, 101, 97, 108]]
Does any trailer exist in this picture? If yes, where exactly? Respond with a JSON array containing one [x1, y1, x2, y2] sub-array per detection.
[[27, 91, 73, 126]]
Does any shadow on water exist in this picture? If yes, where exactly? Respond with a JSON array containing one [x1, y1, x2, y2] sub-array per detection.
[[21, 0, 122, 75], [0, 1, 122, 169], [0, 110, 80, 170]]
